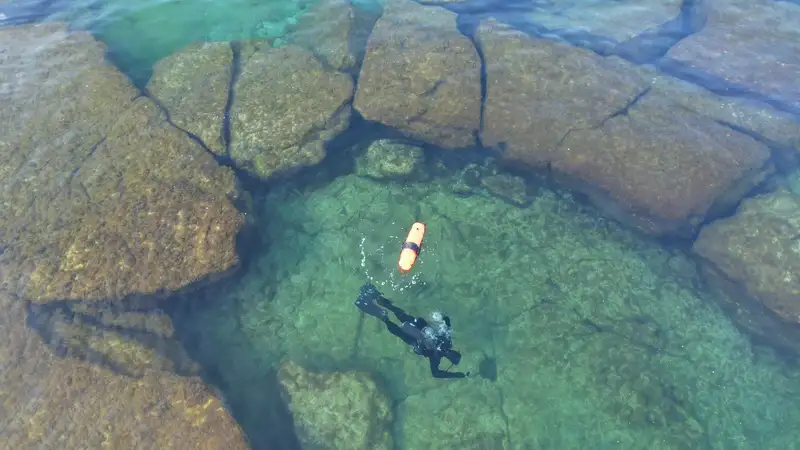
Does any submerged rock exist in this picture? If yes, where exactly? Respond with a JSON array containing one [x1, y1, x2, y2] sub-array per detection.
[[524, 0, 682, 45], [24, 98, 244, 302], [354, 0, 482, 149], [355, 139, 424, 180], [229, 45, 354, 180], [644, 72, 800, 165], [481, 173, 530, 207], [0, 268, 249, 449], [278, 360, 393, 450], [147, 41, 233, 156], [29, 301, 200, 378], [477, 19, 772, 236], [693, 189, 800, 353], [400, 382, 510, 449], [289, 0, 367, 72], [665, 0, 800, 111], [0, 23, 244, 303]]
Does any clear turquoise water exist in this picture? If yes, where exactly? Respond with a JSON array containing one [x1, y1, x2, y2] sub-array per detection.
[[2, 0, 800, 448]]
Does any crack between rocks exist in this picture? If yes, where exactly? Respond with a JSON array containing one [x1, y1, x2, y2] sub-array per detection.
[[554, 86, 652, 151], [222, 41, 242, 158]]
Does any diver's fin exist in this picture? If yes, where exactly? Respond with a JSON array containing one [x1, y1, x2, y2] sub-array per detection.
[[355, 283, 388, 320]]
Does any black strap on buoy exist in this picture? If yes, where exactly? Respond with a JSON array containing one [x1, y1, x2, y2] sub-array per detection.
[[402, 241, 420, 255]]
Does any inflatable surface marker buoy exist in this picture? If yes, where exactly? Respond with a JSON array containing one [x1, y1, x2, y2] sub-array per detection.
[[398, 222, 426, 274]]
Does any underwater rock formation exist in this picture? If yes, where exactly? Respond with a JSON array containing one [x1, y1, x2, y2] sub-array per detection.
[[147, 41, 233, 156], [480, 173, 530, 207], [289, 0, 370, 72], [524, 0, 683, 45], [28, 300, 201, 378], [278, 360, 394, 450], [0, 273, 249, 449], [0, 23, 244, 303], [355, 139, 425, 180], [400, 382, 510, 449], [477, 18, 773, 236], [693, 189, 800, 354], [354, 0, 482, 149], [665, 0, 800, 111], [229, 44, 354, 180], [643, 72, 800, 166]]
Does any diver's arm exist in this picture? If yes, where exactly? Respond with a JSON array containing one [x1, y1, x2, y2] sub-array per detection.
[[429, 355, 469, 379]]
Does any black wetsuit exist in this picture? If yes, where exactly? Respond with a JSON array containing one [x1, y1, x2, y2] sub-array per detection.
[[355, 283, 469, 379]]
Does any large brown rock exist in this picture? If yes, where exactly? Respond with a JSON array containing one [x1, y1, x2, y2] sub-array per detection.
[[665, 0, 800, 111], [478, 19, 772, 236], [645, 72, 800, 164], [0, 23, 244, 303], [694, 189, 800, 324], [229, 45, 354, 180], [557, 90, 772, 235], [478, 19, 650, 166], [147, 41, 233, 156], [353, 0, 482, 149], [0, 255, 250, 450]]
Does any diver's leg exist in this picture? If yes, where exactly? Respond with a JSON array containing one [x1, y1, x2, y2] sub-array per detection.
[[384, 320, 418, 347], [354, 283, 388, 320], [429, 354, 468, 379], [377, 296, 415, 323]]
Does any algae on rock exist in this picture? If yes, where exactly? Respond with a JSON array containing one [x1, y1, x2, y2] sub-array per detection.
[[278, 360, 394, 450], [354, 0, 482, 149], [355, 139, 425, 180], [147, 41, 234, 156], [0, 23, 245, 304], [229, 45, 354, 180]]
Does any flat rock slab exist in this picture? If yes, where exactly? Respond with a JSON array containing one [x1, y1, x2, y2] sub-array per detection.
[[665, 0, 800, 111], [229, 44, 353, 180], [0, 23, 244, 302], [524, 0, 683, 44], [478, 19, 772, 236], [289, 0, 366, 72], [354, 0, 482, 149], [694, 189, 800, 324], [147, 41, 233, 156]]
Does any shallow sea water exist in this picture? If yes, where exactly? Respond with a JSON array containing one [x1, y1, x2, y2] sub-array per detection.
[[2, 0, 800, 448]]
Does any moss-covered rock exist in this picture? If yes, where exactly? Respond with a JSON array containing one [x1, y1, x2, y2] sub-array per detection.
[[354, 0, 482, 149], [278, 360, 393, 450], [477, 18, 772, 236], [0, 23, 245, 303], [355, 139, 424, 180], [229, 45, 354, 180], [0, 268, 250, 449], [147, 41, 233, 156], [665, 0, 800, 111], [289, 0, 369, 72], [693, 189, 800, 354]]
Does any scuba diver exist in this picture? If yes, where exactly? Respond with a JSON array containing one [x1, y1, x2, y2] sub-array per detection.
[[355, 282, 470, 379]]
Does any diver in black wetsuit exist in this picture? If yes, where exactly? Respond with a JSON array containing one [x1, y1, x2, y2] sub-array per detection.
[[355, 282, 470, 379]]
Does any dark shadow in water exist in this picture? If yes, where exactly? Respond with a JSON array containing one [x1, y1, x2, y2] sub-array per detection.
[[25, 297, 199, 379], [164, 292, 303, 450]]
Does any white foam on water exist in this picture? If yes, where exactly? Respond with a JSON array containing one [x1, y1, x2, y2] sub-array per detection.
[[359, 231, 426, 294]]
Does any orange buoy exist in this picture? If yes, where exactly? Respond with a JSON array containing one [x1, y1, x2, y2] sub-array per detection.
[[398, 222, 426, 274]]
